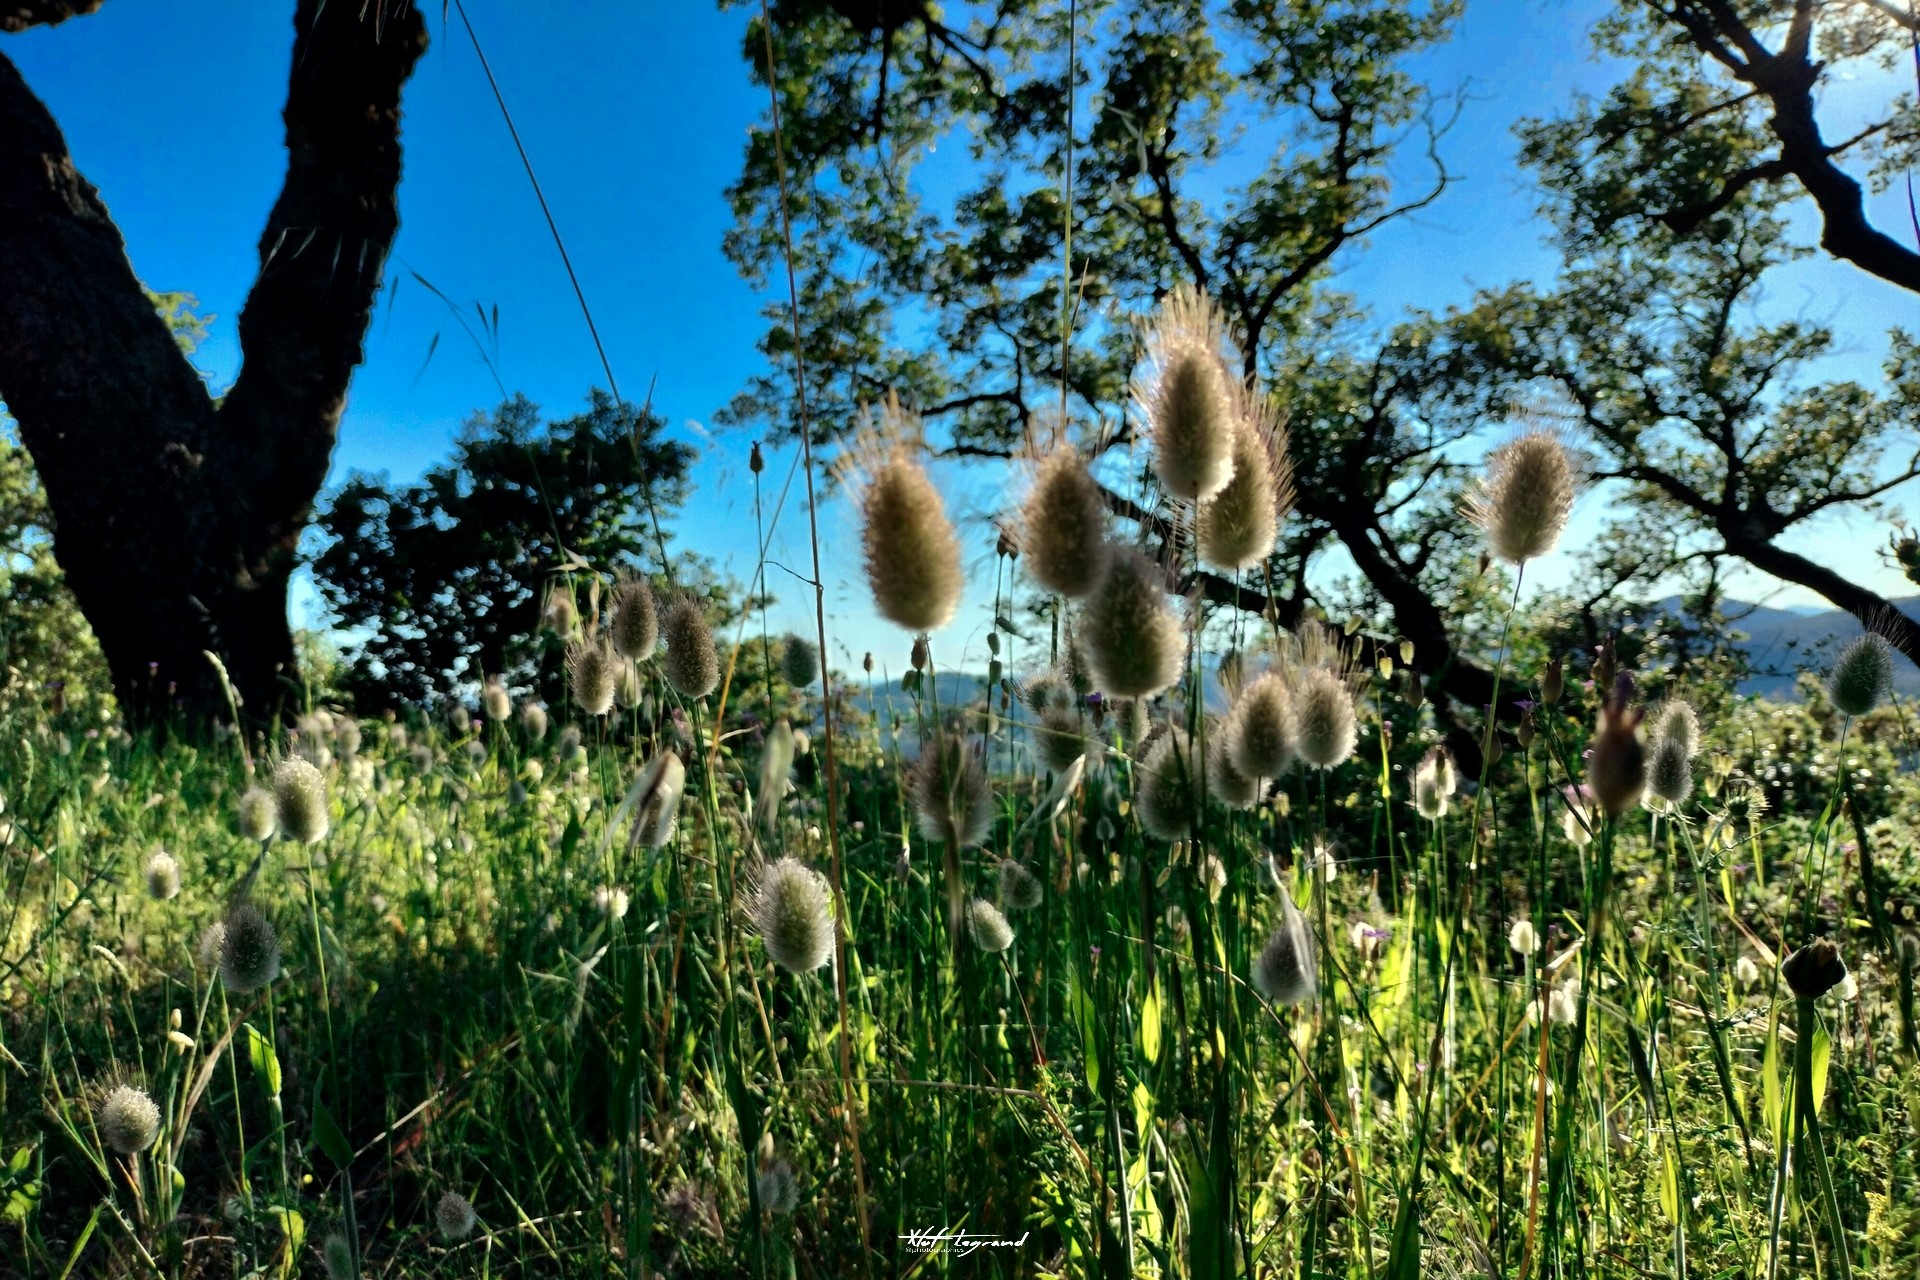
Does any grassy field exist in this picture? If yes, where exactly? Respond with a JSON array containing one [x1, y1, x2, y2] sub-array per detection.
[[3, 583, 1919, 1278]]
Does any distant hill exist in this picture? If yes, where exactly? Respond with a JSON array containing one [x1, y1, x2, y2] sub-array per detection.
[[837, 598, 1920, 708]]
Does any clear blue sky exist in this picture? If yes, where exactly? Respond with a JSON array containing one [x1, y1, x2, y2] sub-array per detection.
[[5, 1, 1915, 680]]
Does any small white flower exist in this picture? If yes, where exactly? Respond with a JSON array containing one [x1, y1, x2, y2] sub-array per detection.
[[1508, 919, 1538, 957]]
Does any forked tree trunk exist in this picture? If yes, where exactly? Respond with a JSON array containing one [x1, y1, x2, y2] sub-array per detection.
[[0, 0, 427, 728]]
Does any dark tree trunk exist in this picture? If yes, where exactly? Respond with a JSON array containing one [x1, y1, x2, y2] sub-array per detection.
[[0, 1, 426, 729]]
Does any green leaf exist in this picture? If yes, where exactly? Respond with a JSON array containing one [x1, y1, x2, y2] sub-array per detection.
[[244, 1023, 282, 1100], [311, 1097, 351, 1169], [1810, 1019, 1833, 1117], [1140, 979, 1162, 1066]]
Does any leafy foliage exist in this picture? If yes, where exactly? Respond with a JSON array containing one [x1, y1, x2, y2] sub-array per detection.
[[311, 390, 693, 708]]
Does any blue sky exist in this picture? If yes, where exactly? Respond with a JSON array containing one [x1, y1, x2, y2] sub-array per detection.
[[5, 1, 1916, 679]]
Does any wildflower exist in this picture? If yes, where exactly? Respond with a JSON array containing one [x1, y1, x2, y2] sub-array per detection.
[[908, 731, 993, 850], [567, 636, 621, 715], [436, 1190, 477, 1241], [1033, 704, 1090, 774], [1293, 668, 1358, 770], [1412, 746, 1455, 820], [662, 596, 720, 699], [542, 587, 577, 635], [238, 787, 277, 842], [520, 701, 549, 740], [781, 634, 820, 687], [1508, 918, 1538, 957], [1081, 550, 1185, 700], [1547, 978, 1580, 1026], [967, 898, 1015, 953], [273, 757, 330, 844], [98, 1084, 160, 1155], [1254, 885, 1316, 1005], [608, 575, 659, 662], [1586, 673, 1647, 817], [1196, 391, 1291, 572], [858, 406, 965, 631], [593, 885, 631, 920], [1648, 735, 1693, 806], [1226, 673, 1294, 780], [1021, 447, 1110, 597], [219, 902, 281, 994], [1137, 284, 1237, 503], [1465, 429, 1577, 564], [998, 858, 1044, 911], [1734, 955, 1761, 989], [1829, 632, 1894, 717], [749, 859, 836, 973], [1135, 730, 1199, 841], [482, 676, 511, 723], [144, 850, 180, 901]]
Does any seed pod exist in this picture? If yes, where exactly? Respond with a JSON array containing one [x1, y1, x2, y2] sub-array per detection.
[[1081, 550, 1185, 700], [1226, 673, 1294, 780], [1782, 937, 1847, 999], [1138, 284, 1237, 503], [967, 898, 1015, 953], [1254, 885, 1317, 1005], [749, 858, 836, 973], [1541, 656, 1564, 706], [860, 433, 964, 632], [1586, 673, 1646, 818], [781, 634, 820, 688], [145, 850, 180, 901], [662, 596, 720, 699], [1020, 448, 1110, 597], [219, 902, 280, 994], [1135, 729, 1199, 841], [756, 1158, 800, 1213], [1293, 668, 1358, 770], [1829, 632, 1894, 717], [520, 701, 549, 740], [998, 858, 1044, 911], [273, 757, 330, 845], [98, 1083, 160, 1155], [908, 731, 993, 850], [437, 1191, 477, 1241], [568, 636, 621, 715], [238, 787, 277, 842], [482, 676, 512, 723], [1465, 429, 1578, 564], [1648, 734, 1693, 805], [608, 576, 659, 662]]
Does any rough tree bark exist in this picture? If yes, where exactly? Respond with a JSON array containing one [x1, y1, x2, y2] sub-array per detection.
[[0, 0, 427, 728]]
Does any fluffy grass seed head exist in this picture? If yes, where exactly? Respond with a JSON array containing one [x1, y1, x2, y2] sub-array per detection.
[[967, 898, 1015, 953], [219, 902, 281, 994], [321, 1233, 355, 1280], [98, 1083, 161, 1155], [1293, 667, 1358, 770], [482, 676, 512, 723], [631, 750, 686, 848], [436, 1190, 477, 1241], [998, 858, 1044, 910], [238, 786, 277, 842], [851, 397, 965, 632], [1648, 734, 1693, 806], [1020, 445, 1110, 597], [662, 596, 721, 699], [1508, 918, 1538, 956], [748, 858, 836, 974], [1586, 673, 1647, 818], [273, 757, 329, 844], [520, 700, 549, 740], [567, 635, 621, 715], [1207, 728, 1261, 810], [1651, 699, 1700, 758], [1412, 746, 1456, 820], [909, 730, 994, 849], [1136, 729, 1200, 841], [1465, 428, 1578, 564], [1254, 885, 1317, 1005], [1226, 672, 1294, 780], [1034, 704, 1089, 774], [542, 586, 577, 636], [1830, 631, 1895, 717], [145, 849, 180, 901], [608, 575, 659, 662], [615, 658, 644, 710], [756, 1159, 801, 1214], [1137, 284, 1238, 503], [781, 633, 820, 687], [1081, 549, 1186, 699], [1196, 389, 1292, 573]]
